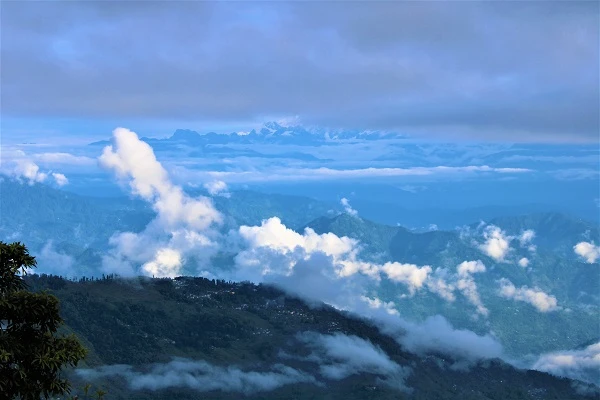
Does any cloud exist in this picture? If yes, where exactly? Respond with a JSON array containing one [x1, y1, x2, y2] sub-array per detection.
[[479, 226, 511, 262], [497, 278, 559, 312], [35, 241, 75, 276], [340, 197, 358, 217], [51, 172, 69, 186], [1, 150, 69, 186], [3, 1, 598, 142], [296, 332, 412, 392], [426, 269, 457, 302], [95, 127, 506, 370], [98, 128, 223, 277], [518, 257, 530, 268], [518, 229, 536, 252], [203, 180, 230, 197], [176, 165, 532, 185], [76, 359, 316, 394], [395, 315, 503, 362], [455, 260, 488, 316], [532, 342, 600, 385], [574, 241, 600, 263], [380, 262, 432, 294]]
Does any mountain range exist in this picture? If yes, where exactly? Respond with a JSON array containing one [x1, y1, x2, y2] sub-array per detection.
[[27, 274, 597, 400]]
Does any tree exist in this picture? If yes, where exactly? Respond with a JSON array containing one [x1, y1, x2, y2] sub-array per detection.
[[0, 241, 87, 399]]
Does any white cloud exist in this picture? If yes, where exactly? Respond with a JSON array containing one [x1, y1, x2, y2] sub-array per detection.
[[426, 269, 456, 302], [99, 128, 223, 277], [96, 127, 506, 370], [51, 172, 69, 186], [77, 359, 316, 394], [456, 261, 488, 316], [518, 229, 537, 252], [203, 180, 230, 197], [518, 257, 530, 268], [296, 332, 411, 392], [395, 315, 503, 362], [479, 226, 511, 262], [1, 149, 69, 186], [142, 248, 183, 277], [533, 342, 600, 385], [177, 165, 532, 184], [340, 197, 358, 216], [574, 241, 600, 263], [498, 278, 559, 312], [380, 262, 432, 294]]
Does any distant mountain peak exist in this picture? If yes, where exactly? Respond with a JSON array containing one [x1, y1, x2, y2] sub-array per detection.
[[170, 129, 201, 141]]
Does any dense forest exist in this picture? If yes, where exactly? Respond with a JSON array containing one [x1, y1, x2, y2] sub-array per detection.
[[25, 274, 597, 400]]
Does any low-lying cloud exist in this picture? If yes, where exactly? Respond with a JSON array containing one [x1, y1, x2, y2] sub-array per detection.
[[498, 278, 559, 312], [340, 197, 358, 217], [178, 165, 532, 185], [76, 359, 316, 394], [533, 342, 600, 385], [574, 241, 600, 263], [1, 150, 69, 186], [296, 331, 412, 392], [92, 128, 509, 371]]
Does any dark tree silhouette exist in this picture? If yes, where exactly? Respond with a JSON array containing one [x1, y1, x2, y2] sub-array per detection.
[[0, 241, 87, 399]]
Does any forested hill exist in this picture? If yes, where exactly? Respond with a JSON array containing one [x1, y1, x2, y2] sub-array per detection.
[[26, 274, 595, 400]]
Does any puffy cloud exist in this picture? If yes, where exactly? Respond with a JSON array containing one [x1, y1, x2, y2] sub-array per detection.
[[76, 359, 316, 394], [457, 260, 486, 277], [235, 217, 432, 294], [51, 172, 69, 186], [1, 151, 70, 187], [533, 342, 600, 385], [203, 180, 230, 197], [518, 257, 530, 268], [99, 128, 223, 277], [95, 128, 506, 370], [360, 296, 399, 316], [380, 262, 432, 294], [100, 128, 222, 231], [340, 197, 358, 217], [456, 261, 488, 316], [574, 241, 600, 263], [13, 159, 48, 184], [296, 332, 412, 392], [479, 226, 511, 262], [426, 271, 456, 302], [497, 279, 559, 312], [518, 229, 536, 252], [142, 248, 183, 277]]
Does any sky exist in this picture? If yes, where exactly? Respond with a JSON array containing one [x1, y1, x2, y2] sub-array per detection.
[[1, 0, 599, 143]]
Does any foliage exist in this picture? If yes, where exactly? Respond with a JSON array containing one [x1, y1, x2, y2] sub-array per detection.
[[27, 274, 595, 400], [0, 242, 87, 399]]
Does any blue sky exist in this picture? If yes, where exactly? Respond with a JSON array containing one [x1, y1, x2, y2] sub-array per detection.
[[1, 1, 598, 143]]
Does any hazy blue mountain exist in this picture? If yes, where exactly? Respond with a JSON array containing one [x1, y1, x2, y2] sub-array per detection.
[[304, 213, 600, 356]]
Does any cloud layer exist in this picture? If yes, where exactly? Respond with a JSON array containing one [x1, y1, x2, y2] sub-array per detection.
[[3, 1, 598, 142], [77, 359, 316, 394]]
